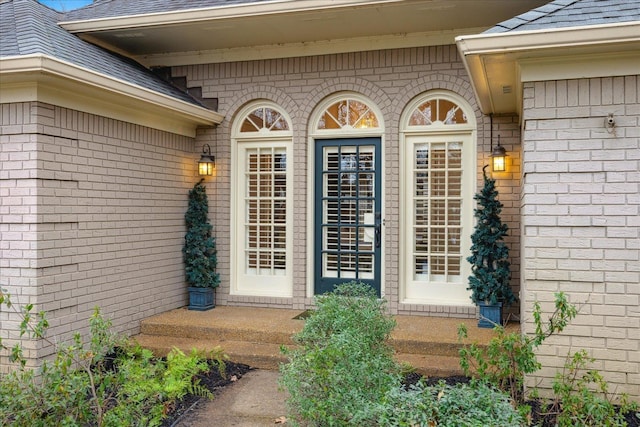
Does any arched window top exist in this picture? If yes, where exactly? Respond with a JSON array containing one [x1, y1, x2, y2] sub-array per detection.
[[409, 98, 467, 126], [316, 97, 380, 131], [237, 103, 291, 135], [402, 92, 475, 130]]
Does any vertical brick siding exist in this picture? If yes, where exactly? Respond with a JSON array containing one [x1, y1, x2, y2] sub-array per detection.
[[1, 102, 197, 369], [177, 45, 522, 316], [522, 76, 640, 399]]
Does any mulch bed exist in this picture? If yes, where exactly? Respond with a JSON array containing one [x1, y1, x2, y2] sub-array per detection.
[[162, 363, 639, 426]]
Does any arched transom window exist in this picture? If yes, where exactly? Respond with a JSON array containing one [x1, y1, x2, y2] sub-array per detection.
[[240, 106, 290, 133], [408, 97, 468, 126], [317, 98, 379, 130]]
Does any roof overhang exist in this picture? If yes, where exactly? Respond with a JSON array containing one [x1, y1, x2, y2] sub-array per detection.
[[60, 0, 548, 67], [0, 54, 223, 137], [456, 21, 640, 115]]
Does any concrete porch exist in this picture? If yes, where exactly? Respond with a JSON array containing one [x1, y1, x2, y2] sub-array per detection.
[[133, 306, 518, 377]]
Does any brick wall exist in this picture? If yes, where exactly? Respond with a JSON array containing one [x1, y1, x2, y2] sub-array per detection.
[[177, 45, 523, 316], [521, 76, 640, 399], [1, 101, 199, 369]]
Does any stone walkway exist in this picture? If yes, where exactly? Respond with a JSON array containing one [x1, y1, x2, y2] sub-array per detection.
[[174, 370, 289, 427]]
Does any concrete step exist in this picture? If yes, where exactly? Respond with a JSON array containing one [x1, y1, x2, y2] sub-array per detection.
[[132, 333, 465, 377], [134, 306, 511, 377], [132, 334, 290, 370], [139, 306, 302, 345]]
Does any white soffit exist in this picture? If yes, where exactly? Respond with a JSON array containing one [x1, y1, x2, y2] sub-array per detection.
[[0, 55, 223, 137], [456, 21, 640, 115], [60, 0, 549, 66]]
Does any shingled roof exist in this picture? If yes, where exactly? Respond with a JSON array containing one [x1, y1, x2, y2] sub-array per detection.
[[0, 0, 205, 107], [485, 0, 640, 33], [63, 0, 267, 20]]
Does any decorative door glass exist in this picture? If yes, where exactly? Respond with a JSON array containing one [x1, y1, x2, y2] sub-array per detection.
[[315, 138, 381, 295]]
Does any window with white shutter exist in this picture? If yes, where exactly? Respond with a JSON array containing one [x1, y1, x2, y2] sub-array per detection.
[[401, 92, 476, 305]]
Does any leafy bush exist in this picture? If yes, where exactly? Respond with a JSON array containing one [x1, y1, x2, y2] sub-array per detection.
[[436, 380, 524, 427], [0, 290, 221, 426], [550, 350, 637, 427], [281, 282, 526, 427], [374, 382, 438, 426], [373, 380, 523, 427], [458, 292, 577, 405], [459, 292, 638, 425], [280, 281, 401, 425]]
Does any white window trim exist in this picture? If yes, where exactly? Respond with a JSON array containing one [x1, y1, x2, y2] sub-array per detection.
[[231, 101, 293, 298], [306, 92, 386, 298], [399, 91, 476, 306]]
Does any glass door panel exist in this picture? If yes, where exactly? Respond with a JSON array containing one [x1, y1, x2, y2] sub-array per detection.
[[314, 138, 381, 295]]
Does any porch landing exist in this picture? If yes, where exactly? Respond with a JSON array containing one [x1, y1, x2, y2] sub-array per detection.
[[132, 306, 517, 378]]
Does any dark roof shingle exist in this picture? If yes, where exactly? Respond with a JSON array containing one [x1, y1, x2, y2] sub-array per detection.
[[63, 0, 268, 20], [485, 0, 640, 33], [1, 0, 204, 107]]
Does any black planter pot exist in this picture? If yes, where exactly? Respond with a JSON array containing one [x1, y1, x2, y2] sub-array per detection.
[[188, 287, 216, 311], [478, 301, 502, 328]]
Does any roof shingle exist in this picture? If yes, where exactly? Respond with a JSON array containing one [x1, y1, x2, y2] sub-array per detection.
[[63, 0, 268, 21], [1, 0, 205, 107], [485, 0, 640, 33]]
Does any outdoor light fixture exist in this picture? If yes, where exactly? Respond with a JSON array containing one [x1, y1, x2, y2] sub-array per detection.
[[491, 135, 507, 172], [489, 113, 507, 173], [198, 144, 215, 176]]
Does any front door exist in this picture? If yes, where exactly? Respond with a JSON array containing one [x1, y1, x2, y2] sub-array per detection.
[[314, 138, 382, 295]]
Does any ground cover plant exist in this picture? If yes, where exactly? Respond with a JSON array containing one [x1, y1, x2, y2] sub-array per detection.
[[0, 289, 226, 427]]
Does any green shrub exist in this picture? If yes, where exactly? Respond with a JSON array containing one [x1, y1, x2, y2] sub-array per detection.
[[458, 292, 577, 405], [551, 350, 637, 427], [279, 281, 401, 426], [281, 282, 526, 427], [374, 382, 438, 426], [436, 381, 524, 427], [374, 380, 523, 427], [0, 290, 220, 426], [459, 292, 638, 425]]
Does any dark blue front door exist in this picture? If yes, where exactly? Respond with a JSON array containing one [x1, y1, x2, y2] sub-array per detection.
[[314, 138, 382, 296]]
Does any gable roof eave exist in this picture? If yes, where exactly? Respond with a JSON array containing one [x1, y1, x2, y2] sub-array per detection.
[[0, 54, 224, 137], [456, 20, 640, 115]]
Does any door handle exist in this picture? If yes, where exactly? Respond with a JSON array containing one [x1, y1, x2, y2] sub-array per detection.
[[375, 212, 381, 248]]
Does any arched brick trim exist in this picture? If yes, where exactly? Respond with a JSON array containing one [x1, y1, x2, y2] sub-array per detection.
[[298, 77, 392, 134], [391, 74, 483, 136]]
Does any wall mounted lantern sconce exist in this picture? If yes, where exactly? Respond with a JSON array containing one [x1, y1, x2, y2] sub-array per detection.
[[198, 144, 215, 176], [491, 135, 507, 172], [489, 114, 507, 172]]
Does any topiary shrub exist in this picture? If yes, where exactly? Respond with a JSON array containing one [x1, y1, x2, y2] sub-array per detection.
[[467, 165, 515, 307], [183, 180, 220, 288]]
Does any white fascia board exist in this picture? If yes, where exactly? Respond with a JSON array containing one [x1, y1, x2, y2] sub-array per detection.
[[456, 21, 640, 115], [60, 0, 404, 32], [0, 54, 223, 136], [518, 51, 640, 82], [456, 21, 640, 56]]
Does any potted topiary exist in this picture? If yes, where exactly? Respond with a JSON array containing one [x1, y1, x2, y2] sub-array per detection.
[[183, 179, 220, 310], [467, 166, 516, 327]]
